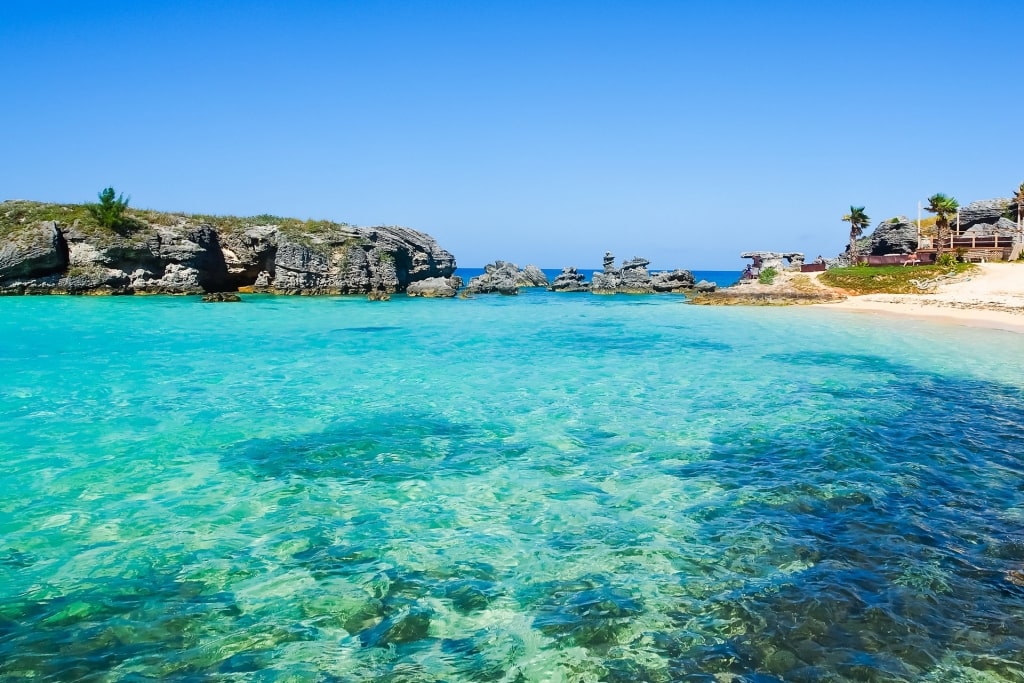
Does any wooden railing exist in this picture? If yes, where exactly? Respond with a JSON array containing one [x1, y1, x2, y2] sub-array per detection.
[[921, 234, 1017, 250]]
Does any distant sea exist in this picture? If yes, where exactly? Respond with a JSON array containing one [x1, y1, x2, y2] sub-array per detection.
[[2, 294, 1024, 681], [456, 267, 742, 287]]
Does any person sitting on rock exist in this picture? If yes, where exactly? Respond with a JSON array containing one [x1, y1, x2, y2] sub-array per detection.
[[902, 251, 921, 267]]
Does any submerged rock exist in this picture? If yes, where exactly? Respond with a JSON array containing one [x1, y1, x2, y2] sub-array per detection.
[[358, 605, 433, 647], [533, 586, 644, 646], [201, 292, 242, 302]]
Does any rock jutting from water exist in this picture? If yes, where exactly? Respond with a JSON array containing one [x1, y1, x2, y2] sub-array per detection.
[[548, 267, 591, 292], [463, 260, 548, 296], [586, 252, 696, 294], [406, 276, 462, 298], [0, 200, 456, 295]]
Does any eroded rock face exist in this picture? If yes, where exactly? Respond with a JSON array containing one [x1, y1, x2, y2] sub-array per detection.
[[592, 253, 659, 293], [869, 217, 919, 256], [518, 265, 549, 287], [740, 251, 805, 271], [591, 251, 620, 291], [959, 198, 1011, 229], [651, 269, 696, 292], [407, 276, 461, 298], [618, 257, 653, 292], [549, 267, 591, 292], [0, 221, 68, 280], [0, 202, 456, 295], [464, 261, 521, 295]]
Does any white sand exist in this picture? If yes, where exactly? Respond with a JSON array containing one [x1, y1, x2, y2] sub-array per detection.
[[817, 263, 1024, 334]]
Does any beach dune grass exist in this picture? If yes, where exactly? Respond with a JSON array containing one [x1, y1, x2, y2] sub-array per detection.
[[820, 263, 974, 294]]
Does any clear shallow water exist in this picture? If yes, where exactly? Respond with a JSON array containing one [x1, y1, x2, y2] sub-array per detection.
[[2, 292, 1024, 682]]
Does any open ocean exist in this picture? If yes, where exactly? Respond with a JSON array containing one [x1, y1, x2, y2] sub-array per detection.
[[2, 291, 1024, 681]]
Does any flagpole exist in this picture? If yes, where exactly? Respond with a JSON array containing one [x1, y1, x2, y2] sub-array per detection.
[[917, 201, 922, 250]]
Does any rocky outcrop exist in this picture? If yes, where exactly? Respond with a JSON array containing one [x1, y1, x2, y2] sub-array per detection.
[[591, 252, 663, 293], [518, 264, 549, 287], [618, 257, 654, 293], [741, 251, 805, 271], [464, 261, 521, 295], [548, 267, 590, 292], [591, 251, 620, 291], [651, 269, 697, 292], [959, 198, 1011, 229], [0, 220, 68, 280], [957, 199, 1017, 237], [463, 261, 548, 294], [0, 201, 456, 295], [406, 276, 461, 298], [869, 217, 919, 255]]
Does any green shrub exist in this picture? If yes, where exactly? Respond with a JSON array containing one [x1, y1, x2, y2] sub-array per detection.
[[936, 253, 958, 268], [87, 187, 130, 232], [758, 266, 778, 284]]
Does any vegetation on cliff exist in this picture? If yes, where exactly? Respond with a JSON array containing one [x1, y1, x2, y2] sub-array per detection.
[[0, 199, 455, 295]]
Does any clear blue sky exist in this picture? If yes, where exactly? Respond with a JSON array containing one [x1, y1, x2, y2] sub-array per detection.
[[2, 1, 1021, 269]]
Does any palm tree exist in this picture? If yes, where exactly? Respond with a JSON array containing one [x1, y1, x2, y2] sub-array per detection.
[[925, 193, 959, 257], [842, 206, 870, 263]]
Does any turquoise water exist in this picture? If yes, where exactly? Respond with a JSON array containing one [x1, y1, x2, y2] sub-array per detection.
[[2, 291, 1024, 682]]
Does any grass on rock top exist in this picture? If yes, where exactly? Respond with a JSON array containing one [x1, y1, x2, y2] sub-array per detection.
[[0, 200, 362, 247], [820, 263, 975, 294]]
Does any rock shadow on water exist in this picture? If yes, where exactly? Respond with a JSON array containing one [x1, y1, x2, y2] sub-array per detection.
[[664, 351, 1024, 680], [0, 568, 254, 681], [223, 410, 515, 482], [523, 575, 644, 650]]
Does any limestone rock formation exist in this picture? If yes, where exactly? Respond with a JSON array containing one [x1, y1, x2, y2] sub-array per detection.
[[548, 267, 591, 292], [591, 251, 621, 291], [869, 217, 919, 255], [651, 269, 697, 292], [740, 251, 805, 271], [618, 257, 654, 293], [406, 276, 461, 298], [0, 220, 68, 280], [958, 199, 1017, 237], [959, 198, 1011, 229], [464, 261, 521, 295], [0, 200, 456, 295], [591, 252, 661, 293], [517, 264, 549, 287]]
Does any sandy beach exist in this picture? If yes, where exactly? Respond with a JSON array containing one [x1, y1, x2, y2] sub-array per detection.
[[818, 263, 1024, 333]]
